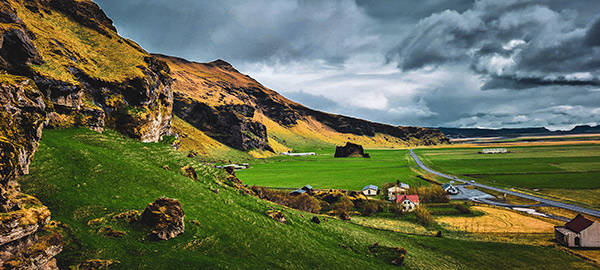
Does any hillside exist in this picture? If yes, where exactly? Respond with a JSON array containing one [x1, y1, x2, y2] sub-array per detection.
[[19, 128, 594, 269], [156, 54, 449, 156]]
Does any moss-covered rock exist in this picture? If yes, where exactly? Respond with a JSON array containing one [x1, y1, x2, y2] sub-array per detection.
[[140, 197, 185, 240]]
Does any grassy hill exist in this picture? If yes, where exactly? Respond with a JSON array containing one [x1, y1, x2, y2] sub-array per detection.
[[19, 128, 595, 269]]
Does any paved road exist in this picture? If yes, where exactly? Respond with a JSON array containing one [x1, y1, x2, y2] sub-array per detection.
[[410, 149, 600, 218]]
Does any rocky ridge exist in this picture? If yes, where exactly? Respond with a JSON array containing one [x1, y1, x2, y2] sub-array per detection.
[[157, 54, 449, 153], [0, 0, 174, 267]]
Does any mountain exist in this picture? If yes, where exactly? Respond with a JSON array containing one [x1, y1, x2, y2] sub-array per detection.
[[439, 125, 600, 139], [156, 54, 449, 156]]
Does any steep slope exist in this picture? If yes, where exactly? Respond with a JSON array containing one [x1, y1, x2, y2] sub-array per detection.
[[19, 128, 593, 269], [0, 0, 174, 267], [1, 0, 172, 142], [155, 54, 448, 155]]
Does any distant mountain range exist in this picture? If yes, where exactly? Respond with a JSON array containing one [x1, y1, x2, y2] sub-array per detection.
[[437, 125, 600, 138]]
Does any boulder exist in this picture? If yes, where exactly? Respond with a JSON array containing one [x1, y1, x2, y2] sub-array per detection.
[[311, 215, 320, 224], [334, 142, 370, 158], [267, 210, 286, 224], [141, 197, 185, 240], [181, 165, 198, 181]]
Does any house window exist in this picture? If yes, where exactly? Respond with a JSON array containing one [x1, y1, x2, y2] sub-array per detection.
[[575, 237, 581, 246]]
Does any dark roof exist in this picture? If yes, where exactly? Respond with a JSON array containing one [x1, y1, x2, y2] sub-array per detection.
[[302, 185, 313, 190], [565, 214, 594, 233]]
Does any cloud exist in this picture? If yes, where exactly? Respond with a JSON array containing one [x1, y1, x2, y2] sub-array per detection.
[[95, 0, 600, 130], [387, 0, 600, 89], [95, 0, 377, 65]]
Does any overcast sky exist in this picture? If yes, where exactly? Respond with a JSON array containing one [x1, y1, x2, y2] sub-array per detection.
[[94, 0, 600, 130]]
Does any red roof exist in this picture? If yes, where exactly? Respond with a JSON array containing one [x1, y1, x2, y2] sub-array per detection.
[[565, 214, 594, 233], [396, 195, 420, 204]]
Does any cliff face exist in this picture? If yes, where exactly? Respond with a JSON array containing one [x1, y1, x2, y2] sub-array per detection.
[[0, 0, 174, 267], [156, 54, 448, 153]]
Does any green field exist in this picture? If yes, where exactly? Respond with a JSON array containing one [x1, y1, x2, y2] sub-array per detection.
[[237, 149, 429, 191], [414, 145, 600, 208], [18, 128, 596, 269]]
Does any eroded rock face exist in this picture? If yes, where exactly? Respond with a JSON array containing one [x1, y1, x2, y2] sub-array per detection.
[[141, 197, 185, 240], [174, 94, 271, 151], [334, 142, 370, 158]]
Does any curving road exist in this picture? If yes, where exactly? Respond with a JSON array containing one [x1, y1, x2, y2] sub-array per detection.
[[409, 149, 600, 218]]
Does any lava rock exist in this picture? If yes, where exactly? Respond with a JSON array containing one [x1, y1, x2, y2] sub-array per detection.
[[334, 142, 370, 158], [311, 215, 321, 224], [141, 197, 185, 240]]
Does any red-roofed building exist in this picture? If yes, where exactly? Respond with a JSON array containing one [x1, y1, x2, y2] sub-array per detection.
[[555, 214, 600, 248], [396, 195, 420, 212]]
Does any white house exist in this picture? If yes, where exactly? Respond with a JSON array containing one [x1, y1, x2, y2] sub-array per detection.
[[555, 214, 600, 247], [481, 148, 507, 154], [280, 152, 316, 156], [442, 183, 459, 195], [362, 185, 378, 196], [387, 183, 409, 200], [396, 195, 420, 212]]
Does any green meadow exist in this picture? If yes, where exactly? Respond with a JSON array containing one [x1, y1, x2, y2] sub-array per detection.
[[18, 128, 596, 269], [414, 145, 600, 189], [236, 149, 428, 191], [414, 145, 600, 208]]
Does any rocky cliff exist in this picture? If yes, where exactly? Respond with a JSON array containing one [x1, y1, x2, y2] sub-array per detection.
[[156, 54, 448, 153], [0, 0, 174, 267]]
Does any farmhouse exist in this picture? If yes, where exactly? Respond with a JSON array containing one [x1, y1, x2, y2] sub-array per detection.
[[387, 183, 410, 200], [442, 183, 459, 195], [481, 148, 507, 154], [362, 185, 379, 196], [396, 195, 420, 212], [555, 214, 600, 248]]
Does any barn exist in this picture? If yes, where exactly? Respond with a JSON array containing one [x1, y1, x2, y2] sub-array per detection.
[[554, 214, 600, 248]]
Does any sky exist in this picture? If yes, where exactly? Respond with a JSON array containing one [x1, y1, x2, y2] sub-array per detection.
[[94, 0, 600, 130]]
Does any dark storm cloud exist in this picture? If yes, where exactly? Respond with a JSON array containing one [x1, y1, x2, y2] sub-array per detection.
[[387, 0, 600, 89], [94, 0, 376, 65], [94, 0, 600, 130]]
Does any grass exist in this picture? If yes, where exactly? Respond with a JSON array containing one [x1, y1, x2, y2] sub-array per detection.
[[17, 128, 597, 269], [237, 149, 428, 191]]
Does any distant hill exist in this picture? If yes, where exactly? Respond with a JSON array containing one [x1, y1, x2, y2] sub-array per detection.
[[155, 54, 449, 156], [438, 125, 600, 138]]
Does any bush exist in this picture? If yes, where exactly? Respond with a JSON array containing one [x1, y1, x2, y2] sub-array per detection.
[[289, 193, 322, 213], [410, 186, 449, 203], [333, 195, 354, 216], [362, 200, 380, 216], [414, 206, 435, 227]]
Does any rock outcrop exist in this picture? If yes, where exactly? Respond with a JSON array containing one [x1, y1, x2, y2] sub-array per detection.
[[334, 142, 370, 158], [141, 197, 185, 240], [0, 0, 175, 267]]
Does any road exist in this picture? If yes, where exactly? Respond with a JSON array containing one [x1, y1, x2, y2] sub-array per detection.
[[409, 149, 600, 218]]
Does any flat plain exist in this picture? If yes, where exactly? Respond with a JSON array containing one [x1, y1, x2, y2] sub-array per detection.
[[236, 149, 428, 191], [414, 144, 600, 209]]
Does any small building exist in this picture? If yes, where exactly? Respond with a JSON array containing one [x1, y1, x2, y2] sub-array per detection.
[[396, 195, 420, 212], [481, 148, 507, 154], [442, 183, 459, 195], [387, 183, 409, 200], [281, 152, 316, 156], [555, 214, 600, 248], [362, 185, 379, 196], [301, 185, 313, 192], [289, 189, 306, 196]]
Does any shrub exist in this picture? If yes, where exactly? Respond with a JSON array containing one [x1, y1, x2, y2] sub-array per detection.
[[333, 195, 354, 216], [414, 206, 435, 227], [289, 193, 322, 213], [362, 200, 380, 216], [410, 186, 449, 203]]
